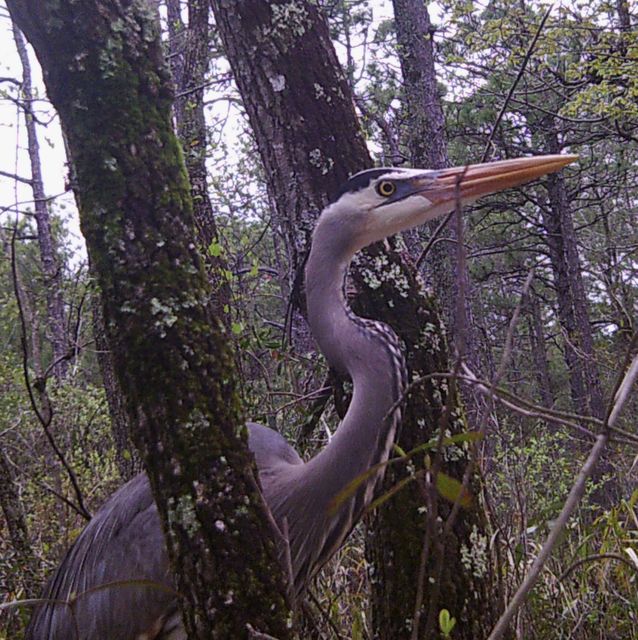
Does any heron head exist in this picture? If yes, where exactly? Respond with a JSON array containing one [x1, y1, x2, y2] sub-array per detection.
[[320, 155, 578, 254]]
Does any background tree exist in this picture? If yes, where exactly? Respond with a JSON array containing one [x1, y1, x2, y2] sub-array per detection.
[[211, 1, 495, 637]]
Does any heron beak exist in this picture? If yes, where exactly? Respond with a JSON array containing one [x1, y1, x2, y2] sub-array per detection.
[[413, 154, 578, 206]]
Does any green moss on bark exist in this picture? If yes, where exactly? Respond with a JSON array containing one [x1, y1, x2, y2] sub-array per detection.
[[7, 1, 291, 637]]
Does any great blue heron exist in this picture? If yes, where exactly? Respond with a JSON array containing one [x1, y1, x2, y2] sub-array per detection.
[[26, 155, 575, 639]]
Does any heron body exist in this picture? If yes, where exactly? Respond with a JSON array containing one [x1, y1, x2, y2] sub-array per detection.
[[26, 156, 576, 639]]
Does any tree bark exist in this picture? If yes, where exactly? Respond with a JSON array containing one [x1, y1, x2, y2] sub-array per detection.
[[615, 0, 632, 35], [171, 0, 232, 323], [376, 2, 494, 636], [166, 0, 187, 114], [211, 0, 369, 273], [12, 23, 69, 380], [541, 125, 605, 421], [391, 0, 488, 413], [527, 292, 554, 408], [391, 0, 457, 313], [7, 2, 291, 638], [392, 0, 447, 170], [92, 296, 142, 480], [211, 1, 494, 637]]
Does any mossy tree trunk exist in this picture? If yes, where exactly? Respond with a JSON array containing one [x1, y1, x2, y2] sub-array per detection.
[[383, 3, 497, 636], [6, 2, 291, 638], [211, 1, 493, 637]]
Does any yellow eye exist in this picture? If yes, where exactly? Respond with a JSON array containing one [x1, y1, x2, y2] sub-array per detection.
[[376, 180, 396, 197]]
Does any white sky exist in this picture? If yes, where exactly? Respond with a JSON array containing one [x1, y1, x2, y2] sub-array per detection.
[[0, 3, 82, 259]]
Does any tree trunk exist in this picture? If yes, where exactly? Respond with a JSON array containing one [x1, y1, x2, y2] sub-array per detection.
[[211, 1, 494, 637], [166, 0, 187, 116], [211, 0, 369, 274], [391, 0, 456, 318], [527, 292, 554, 408], [92, 296, 141, 480], [538, 122, 617, 507], [385, 4, 496, 635], [171, 0, 232, 322], [615, 0, 632, 37], [541, 125, 605, 421], [12, 23, 69, 380], [391, 0, 485, 404], [7, 2, 291, 638], [392, 0, 447, 170]]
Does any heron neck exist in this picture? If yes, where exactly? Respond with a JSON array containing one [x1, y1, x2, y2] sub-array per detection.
[[304, 240, 405, 494], [273, 236, 405, 592]]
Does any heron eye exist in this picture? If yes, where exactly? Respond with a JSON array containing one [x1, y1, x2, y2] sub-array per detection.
[[376, 180, 396, 197]]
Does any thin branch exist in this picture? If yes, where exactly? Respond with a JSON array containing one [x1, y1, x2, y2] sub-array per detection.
[[246, 625, 282, 640], [0, 168, 33, 184], [415, 210, 454, 270], [492, 268, 535, 386], [384, 367, 638, 446], [274, 386, 330, 415], [559, 552, 638, 582], [10, 225, 91, 521], [306, 590, 347, 640], [418, 169, 468, 639], [480, 4, 553, 163], [0, 76, 21, 86], [354, 95, 403, 163], [487, 433, 607, 640]]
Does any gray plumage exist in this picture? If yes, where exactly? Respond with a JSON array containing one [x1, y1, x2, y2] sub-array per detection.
[[26, 157, 574, 639]]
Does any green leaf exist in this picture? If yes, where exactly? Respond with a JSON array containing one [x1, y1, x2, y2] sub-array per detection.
[[328, 432, 481, 514], [393, 443, 408, 457], [208, 240, 222, 257], [442, 431, 482, 446], [435, 472, 472, 508], [231, 322, 243, 335]]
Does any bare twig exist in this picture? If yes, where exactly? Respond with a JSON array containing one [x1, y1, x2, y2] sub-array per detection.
[[274, 386, 331, 415], [0, 168, 33, 184], [415, 210, 454, 271], [246, 625, 282, 640], [488, 433, 608, 640], [306, 590, 347, 640], [384, 366, 638, 446], [493, 268, 535, 386], [418, 168, 469, 639], [10, 225, 91, 521], [480, 4, 553, 163], [559, 552, 638, 582], [354, 95, 403, 163]]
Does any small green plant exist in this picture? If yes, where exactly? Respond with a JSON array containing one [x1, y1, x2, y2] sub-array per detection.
[[439, 608, 456, 638]]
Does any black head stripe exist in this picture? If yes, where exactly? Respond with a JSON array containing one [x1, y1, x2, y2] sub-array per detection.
[[331, 167, 397, 203]]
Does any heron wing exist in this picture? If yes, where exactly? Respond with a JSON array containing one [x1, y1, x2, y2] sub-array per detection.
[[26, 423, 301, 639]]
